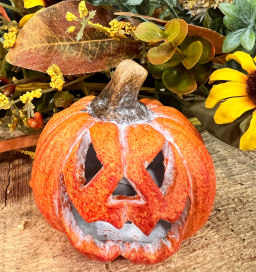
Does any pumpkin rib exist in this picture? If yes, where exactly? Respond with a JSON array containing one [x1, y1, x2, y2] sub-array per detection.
[[151, 118, 216, 240], [70, 95, 95, 108], [151, 106, 203, 141], [37, 96, 94, 148], [31, 113, 97, 231], [161, 142, 190, 223], [140, 98, 164, 109]]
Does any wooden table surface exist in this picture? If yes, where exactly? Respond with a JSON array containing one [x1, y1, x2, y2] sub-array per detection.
[[1, 131, 256, 272]]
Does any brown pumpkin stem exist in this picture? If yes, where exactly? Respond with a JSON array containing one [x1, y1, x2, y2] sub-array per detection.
[[88, 60, 154, 123]]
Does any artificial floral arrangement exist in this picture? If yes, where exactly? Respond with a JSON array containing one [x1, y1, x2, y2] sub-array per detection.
[[0, 0, 256, 152]]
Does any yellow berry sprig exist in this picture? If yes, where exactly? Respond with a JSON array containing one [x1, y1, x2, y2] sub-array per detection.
[[65, 1, 96, 41], [0, 74, 91, 111], [66, 12, 78, 22], [46, 64, 65, 91], [18, 149, 35, 159], [0, 93, 11, 109], [3, 25, 19, 48], [88, 19, 136, 39], [79, 0, 88, 18], [20, 89, 42, 118], [20, 89, 42, 104]]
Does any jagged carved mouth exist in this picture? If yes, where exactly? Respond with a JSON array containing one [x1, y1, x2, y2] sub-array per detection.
[[71, 200, 190, 245]]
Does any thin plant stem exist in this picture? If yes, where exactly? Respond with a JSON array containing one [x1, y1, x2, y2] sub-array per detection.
[[0, 15, 10, 23], [0, 75, 92, 110], [159, 0, 178, 18], [42, 75, 91, 94], [0, 3, 23, 15], [0, 77, 49, 91]]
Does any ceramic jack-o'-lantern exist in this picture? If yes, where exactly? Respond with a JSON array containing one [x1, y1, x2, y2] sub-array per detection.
[[30, 60, 216, 264]]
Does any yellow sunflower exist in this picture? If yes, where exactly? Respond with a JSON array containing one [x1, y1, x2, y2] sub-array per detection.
[[19, 0, 44, 27], [206, 51, 256, 151]]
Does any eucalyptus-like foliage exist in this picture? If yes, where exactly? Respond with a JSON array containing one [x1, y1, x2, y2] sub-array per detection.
[[220, 0, 256, 52]]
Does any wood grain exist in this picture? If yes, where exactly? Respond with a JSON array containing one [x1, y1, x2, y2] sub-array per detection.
[[1, 131, 256, 271], [0, 133, 40, 153], [0, 148, 35, 208]]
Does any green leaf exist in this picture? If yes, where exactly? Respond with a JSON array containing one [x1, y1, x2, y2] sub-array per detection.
[[54, 91, 74, 108], [190, 62, 212, 87], [123, 0, 143, 4], [223, 15, 248, 31], [36, 92, 56, 112], [240, 114, 252, 134], [25, 69, 48, 79], [162, 52, 182, 67], [148, 1, 159, 16], [165, 19, 188, 47], [0, 43, 6, 60], [222, 29, 245, 53], [182, 41, 203, 69], [236, 0, 251, 19], [155, 79, 182, 112], [180, 36, 214, 65], [148, 43, 176, 65], [162, 65, 197, 95], [251, 0, 256, 8], [89, 0, 143, 5], [148, 63, 168, 79], [241, 26, 255, 51], [135, 22, 166, 42], [185, 101, 254, 149], [135, 0, 150, 15], [219, 3, 245, 21], [164, 20, 180, 42]]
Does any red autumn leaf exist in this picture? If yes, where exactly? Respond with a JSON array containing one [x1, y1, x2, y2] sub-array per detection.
[[6, 2, 141, 75]]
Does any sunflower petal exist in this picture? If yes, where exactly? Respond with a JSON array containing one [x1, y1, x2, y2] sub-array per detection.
[[19, 14, 35, 27], [19, 8, 44, 27], [24, 0, 44, 9], [240, 111, 256, 150], [209, 68, 247, 84], [226, 51, 256, 74], [214, 97, 256, 124], [205, 82, 248, 108]]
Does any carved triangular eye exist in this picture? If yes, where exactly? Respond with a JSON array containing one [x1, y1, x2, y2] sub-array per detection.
[[147, 151, 165, 189], [113, 177, 137, 196], [84, 143, 102, 184]]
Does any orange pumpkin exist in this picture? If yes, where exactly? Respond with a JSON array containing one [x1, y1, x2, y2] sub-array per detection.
[[30, 60, 216, 264]]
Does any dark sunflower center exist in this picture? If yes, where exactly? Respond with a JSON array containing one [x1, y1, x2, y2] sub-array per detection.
[[246, 71, 256, 104]]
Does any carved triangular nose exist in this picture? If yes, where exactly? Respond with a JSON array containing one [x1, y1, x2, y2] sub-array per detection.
[[113, 177, 137, 196]]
